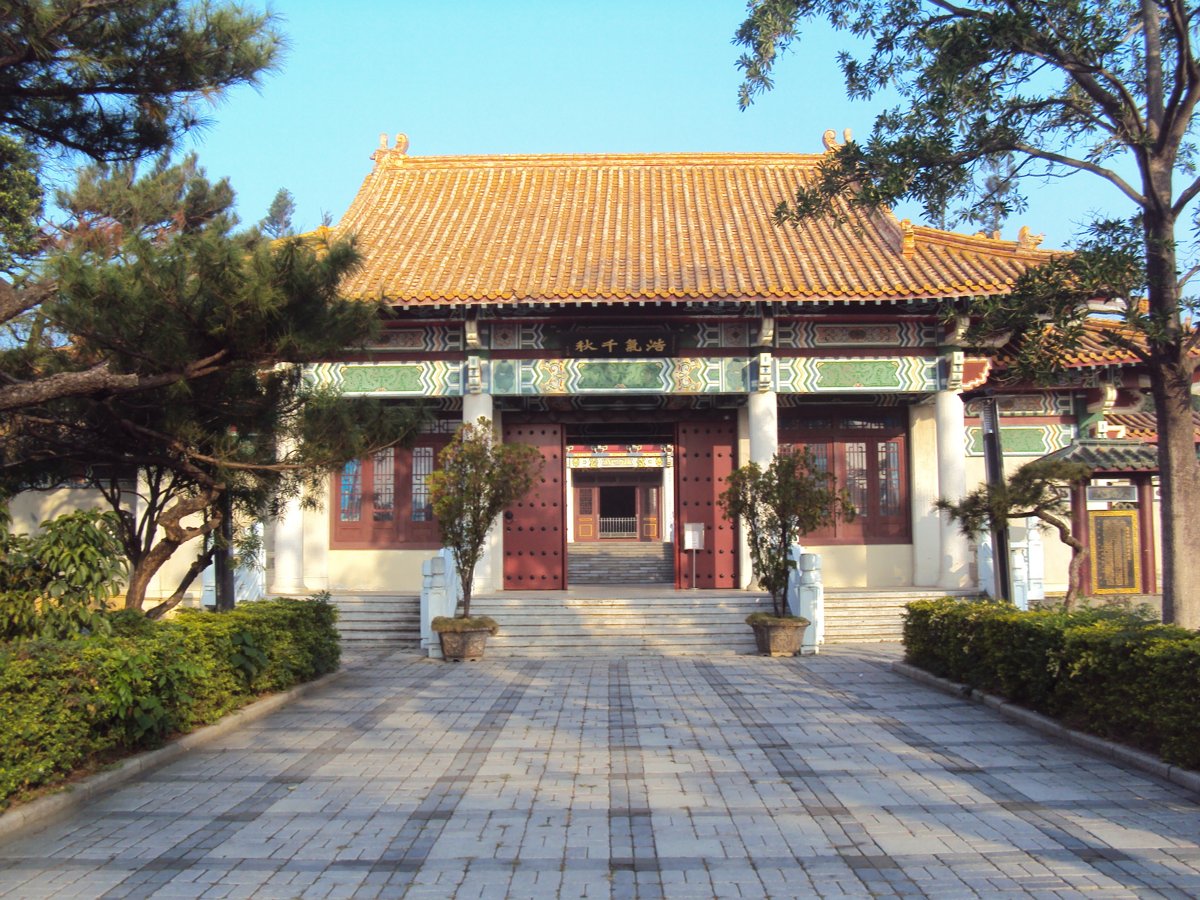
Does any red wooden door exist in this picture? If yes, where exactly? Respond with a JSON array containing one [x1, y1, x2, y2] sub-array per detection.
[[503, 423, 566, 589], [675, 419, 737, 588], [639, 484, 660, 541]]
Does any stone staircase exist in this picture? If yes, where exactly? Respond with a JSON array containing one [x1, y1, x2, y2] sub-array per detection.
[[329, 592, 421, 649], [459, 587, 979, 656], [823, 589, 979, 643], [567, 542, 675, 584], [469, 589, 770, 657]]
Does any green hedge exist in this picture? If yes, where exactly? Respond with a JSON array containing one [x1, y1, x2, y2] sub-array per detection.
[[0, 598, 340, 809], [904, 597, 1200, 768]]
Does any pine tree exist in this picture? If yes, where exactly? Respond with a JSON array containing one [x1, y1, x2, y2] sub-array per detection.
[[0, 0, 282, 410], [0, 158, 427, 614]]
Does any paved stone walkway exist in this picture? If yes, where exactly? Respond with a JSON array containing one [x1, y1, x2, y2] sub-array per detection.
[[1, 646, 1198, 899]]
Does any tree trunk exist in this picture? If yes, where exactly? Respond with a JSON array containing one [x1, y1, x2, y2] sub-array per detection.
[[1142, 205, 1200, 629], [148, 546, 216, 620], [460, 568, 473, 619], [1152, 359, 1200, 628], [122, 489, 219, 613], [123, 537, 184, 612], [214, 492, 236, 612]]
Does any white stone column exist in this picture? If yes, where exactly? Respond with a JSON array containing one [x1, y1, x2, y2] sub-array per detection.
[[909, 402, 941, 586], [748, 388, 778, 466], [1026, 516, 1045, 602], [661, 463, 675, 544], [741, 356, 778, 587], [462, 389, 493, 427], [302, 503, 329, 592], [271, 490, 306, 595], [935, 389, 972, 589]]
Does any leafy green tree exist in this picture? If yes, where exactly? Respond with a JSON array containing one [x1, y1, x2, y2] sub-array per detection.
[[936, 459, 1092, 609], [428, 418, 542, 619], [0, 157, 427, 614], [719, 448, 855, 618], [736, 1, 1200, 628], [0, 505, 127, 640]]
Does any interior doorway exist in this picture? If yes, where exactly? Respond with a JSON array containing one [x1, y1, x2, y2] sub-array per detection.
[[573, 472, 660, 541]]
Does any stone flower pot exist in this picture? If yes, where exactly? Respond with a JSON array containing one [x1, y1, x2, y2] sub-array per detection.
[[747, 615, 809, 657], [431, 615, 499, 662], [437, 628, 492, 662]]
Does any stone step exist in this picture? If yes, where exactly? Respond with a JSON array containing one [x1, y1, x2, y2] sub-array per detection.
[[437, 588, 972, 655], [567, 542, 675, 585], [821, 589, 976, 643], [568, 542, 674, 554], [468, 590, 766, 657], [330, 593, 421, 646]]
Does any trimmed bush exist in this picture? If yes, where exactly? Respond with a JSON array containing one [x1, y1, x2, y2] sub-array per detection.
[[904, 598, 1200, 768], [0, 597, 340, 810]]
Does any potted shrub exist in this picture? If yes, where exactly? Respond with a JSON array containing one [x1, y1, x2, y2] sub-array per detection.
[[719, 448, 855, 656], [428, 417, 542, 660]]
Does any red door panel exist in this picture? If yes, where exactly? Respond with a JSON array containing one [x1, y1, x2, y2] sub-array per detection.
[[675, 419, 737, 588], [503, 423, 566, 589]]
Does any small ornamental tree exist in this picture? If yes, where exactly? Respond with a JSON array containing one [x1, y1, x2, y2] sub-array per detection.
[[0, 506, 127, 641], [428, 418, 542, 620], [719, 448, 855, 619], [936, 459, 1093, 609]]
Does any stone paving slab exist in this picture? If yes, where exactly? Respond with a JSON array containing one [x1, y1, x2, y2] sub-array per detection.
[[1, 645, 1198, 899]]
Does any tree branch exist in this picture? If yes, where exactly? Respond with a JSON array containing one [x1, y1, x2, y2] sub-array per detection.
[[0, 351, 228, 412], [1011, 142, 1147, 205]]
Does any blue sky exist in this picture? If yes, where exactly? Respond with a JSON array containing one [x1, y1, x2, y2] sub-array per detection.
[[181, 0, 1129, 249]]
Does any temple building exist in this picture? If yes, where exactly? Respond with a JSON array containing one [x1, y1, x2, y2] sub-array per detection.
[[14, 133, 1194, 619], [267, 132, 1100, 604]]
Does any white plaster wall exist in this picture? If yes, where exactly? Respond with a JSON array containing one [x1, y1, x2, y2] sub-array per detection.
[[327, 549, 431, 593], [9, 487, 108, 533], [804, 544, 913, 588]]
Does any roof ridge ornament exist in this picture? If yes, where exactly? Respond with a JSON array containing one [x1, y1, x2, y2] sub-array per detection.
[[1017, 225, 1044, 250], [822, 128, 853, 152], [371, 132, 410, 169]]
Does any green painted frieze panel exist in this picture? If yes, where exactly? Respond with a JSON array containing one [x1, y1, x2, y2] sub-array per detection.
[[575, 360, 669, 392], [307, 362, 463, 397], [774, 356, 938, 393], [815, 359, 902, 389], [340, 365, 424, 393], [965, 424, 1076, 457]]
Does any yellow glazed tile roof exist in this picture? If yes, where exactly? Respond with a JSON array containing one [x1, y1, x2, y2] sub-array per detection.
[[334, 144, 1055, 306], [1105, 411, 1200, 441], [1051, 318, 1197, 369]]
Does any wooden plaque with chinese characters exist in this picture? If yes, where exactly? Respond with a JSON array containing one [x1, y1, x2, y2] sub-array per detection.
[[1088, 510, 1141, 594]]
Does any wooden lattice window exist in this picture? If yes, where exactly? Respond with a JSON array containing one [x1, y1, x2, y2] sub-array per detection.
[[780, 408, 910, 544], [331, 422, 454, 549]]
